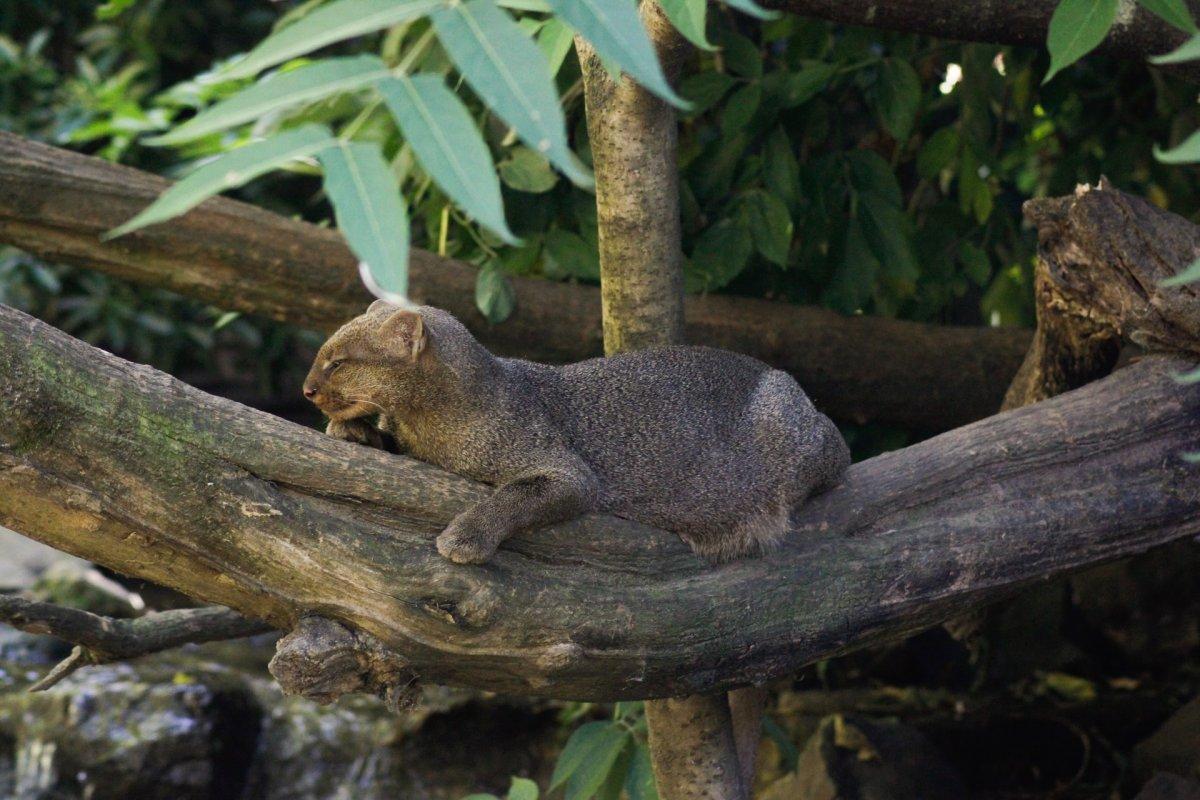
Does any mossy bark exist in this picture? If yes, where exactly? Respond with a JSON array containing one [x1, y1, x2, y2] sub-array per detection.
[[0, 304, 1197, 702]]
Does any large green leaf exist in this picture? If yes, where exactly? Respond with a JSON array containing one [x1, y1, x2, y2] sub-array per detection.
[[475, 264, 516, 323], [378, 75, 517, 244], [874, 58, 921, 142], [623, 742, 659, 800], [1155, 129, 1200, 162], [781, 62, 837, 107], [563, 727, 630, 800], [723, 0, 780, 20], [740, 189, 793, 266], [544, 0, 688, 108], [916, 126, 960, 178], [1043, 0, 1120, 84], [224, 0, 444, 79], [318, 141, 410, 297], [149, 56, 391, 145], [550, 722, 616, 791], [107, 124, 336, 238], [1150, 32, 1200, 63], [822, 218, 880, 314], [506, 777, 539, 800], [659, 0, 714, 51], [688, 217, 754, 291], [431, 0, 592, 187], [537, 16, 576, 75], [1137, 0, 1197, 33], [1162, 256, 1200, 286], [858, 192, 918, 283]]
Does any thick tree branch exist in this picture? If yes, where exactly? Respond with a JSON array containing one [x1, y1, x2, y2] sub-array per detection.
[[0, 301, 1195, 702], [762, 0, 1200, 83], [0, 131, 1029, 431], [0, 597, 272, 689]]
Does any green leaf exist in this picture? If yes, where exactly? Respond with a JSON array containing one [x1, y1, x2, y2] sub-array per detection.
[[958, 241, 992, 286], [476, 265, 517, 323], [721, 83, 762, 136], [318, 141, 410, 297], [624, 742, 658, 800], [688, 218, 754, 291], [858, 192, 918, 283], [431, 0, 592, 187], [846, 150, 903, 207], [551, 722, 616, 791], [723, 0, 780, 21], [378, 75, 517, 244], [1043, 0, 1120, 84], [680, 71, 736, 116], [958, 148, 994, 224], [1174, 364, 1200, 384], [107, 125, 336, 238], [224, 0, 443, 79], [564, 727, 630, 800], [1137, 0, 1197, 33], [1150, 32, 1200, 63], [721, 30, 763, 79], [544, 229, 600, 280], [461, 795, 502, 800], [594, 738, 633, 800], [148, 56, 391, 145], [740, 190, 793, 266], [916, 126, 960, 179], [1154, 129, 1200, 163], [781, 62, 837, 107], [822, 218, 880, 314], [659, 0, 714, 51], [874, 58, 921, 142], [537, 17, 576, 76], [507, 777, 539, 800], [763, 127, 800, 213], [544, 0, 689, 108], [499, 146, 559, 193], [1161, 256, 1200, 286]]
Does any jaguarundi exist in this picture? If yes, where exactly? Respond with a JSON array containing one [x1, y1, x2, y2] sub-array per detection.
[[303, 301, 850, 564]]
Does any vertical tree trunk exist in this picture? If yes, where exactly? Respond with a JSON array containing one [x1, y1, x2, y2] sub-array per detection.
[[578, 1, 687, 354], [578, 5, 750, 799]]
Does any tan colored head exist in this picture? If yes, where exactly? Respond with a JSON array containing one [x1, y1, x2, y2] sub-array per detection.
[[302, 301, 427, 421]]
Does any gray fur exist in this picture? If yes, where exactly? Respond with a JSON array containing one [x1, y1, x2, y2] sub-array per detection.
[[304, 304, 851, 564]]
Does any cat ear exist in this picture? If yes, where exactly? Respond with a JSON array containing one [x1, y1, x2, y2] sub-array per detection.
[[377, 310, 426, 361], [367, 299, 397, 314]]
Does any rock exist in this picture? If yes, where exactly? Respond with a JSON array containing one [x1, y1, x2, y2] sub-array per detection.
[[0, 651, 560, 800], [0, 528, 88, 593], [1134, 773, 1200, 800], [761, 714, 966, 800], [1134, 695, 1200, 783], [30, 561, 144, 618]]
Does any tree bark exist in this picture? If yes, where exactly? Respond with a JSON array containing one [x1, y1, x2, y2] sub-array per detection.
[[0, 131, 1030, 432], [581, 10, 748, 796], [578, 4, 688, 353], [762, 0, 1200, 83], [0, 301, 1196, 702]]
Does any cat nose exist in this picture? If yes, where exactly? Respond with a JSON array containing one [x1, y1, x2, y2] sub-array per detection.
[[303, 385, 317, 399]]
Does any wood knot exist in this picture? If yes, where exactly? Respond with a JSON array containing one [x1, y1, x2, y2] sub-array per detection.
[[268, 615, 419, 714], [536, 642, 584, 673]]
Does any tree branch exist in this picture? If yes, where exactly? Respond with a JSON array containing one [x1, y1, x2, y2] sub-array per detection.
[[0, 303, 1195, 701], [0, 597, 272, 689], [762, 0, 1200, 83], [0, 131, 1029, 432]]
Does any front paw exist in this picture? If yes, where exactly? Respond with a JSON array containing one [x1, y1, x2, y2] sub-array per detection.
[[326, 419, 386, 449], [436, 520, 498, 565]]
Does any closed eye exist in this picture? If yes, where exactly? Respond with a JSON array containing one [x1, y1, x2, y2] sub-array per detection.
[[326, 359, 345, 373]]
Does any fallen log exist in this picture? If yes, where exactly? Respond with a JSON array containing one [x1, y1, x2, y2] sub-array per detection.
[[1, 300, 1195, 701], [0, 131, 1030, 431]]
